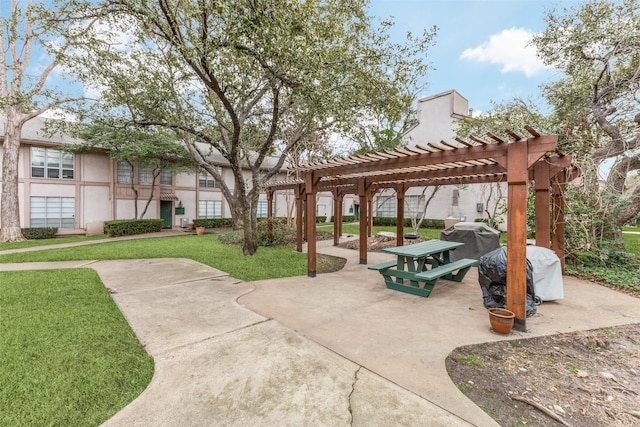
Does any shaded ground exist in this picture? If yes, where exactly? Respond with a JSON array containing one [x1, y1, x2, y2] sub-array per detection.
[[340, 234, 640, 426], [447, 324, 640, 426]]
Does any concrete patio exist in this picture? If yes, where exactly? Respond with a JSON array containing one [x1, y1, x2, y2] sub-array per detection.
[[2, 236, 639, 426]]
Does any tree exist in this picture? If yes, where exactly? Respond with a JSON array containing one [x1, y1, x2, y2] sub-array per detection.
[[456, 98, 551, 231], [532, 0, 640, 234], [0, 0, 96, 242], [71, 122, 195, 219], [66, 0, 436, 255], [408, 186, 440, 234]]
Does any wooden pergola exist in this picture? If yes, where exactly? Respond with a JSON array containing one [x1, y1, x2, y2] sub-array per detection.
[[266, 127, 579, 331]]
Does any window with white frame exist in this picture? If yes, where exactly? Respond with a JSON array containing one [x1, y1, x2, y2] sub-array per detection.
[[30, 197, 75, 228], [199, 167, 222, 188], [375, 196, 396, 217], [117, 161, 133, 184], [139, 166, 155, 185], [405, 195, 426, 216], [160, 169, 172, 186], [257, 200, 274, 218], [198, 200, 222, 218], [31, 147, 74, 179]]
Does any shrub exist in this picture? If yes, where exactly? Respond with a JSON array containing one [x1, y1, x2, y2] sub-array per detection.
[[316, 216, 327, 223], [104, 219, 163, 237], [192, 218, 233, 228], [257, 217, 296, 246], [342, 215, 356, 222], [21, 227, 58, 239], [372, 217, 445, 229]]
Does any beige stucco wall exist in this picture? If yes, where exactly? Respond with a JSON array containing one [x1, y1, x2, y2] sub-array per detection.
[[81, 186, 111, 226], [175, 171, 196, 187], [82, 152, 110, 182], [371, 89, 503, 224], [404, 90, 469, 147]]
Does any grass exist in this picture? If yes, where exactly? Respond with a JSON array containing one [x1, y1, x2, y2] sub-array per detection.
[[622, 231, 640, 255], [0, 234, 109, 251], [0, 269, 154, 426], [564, 233, 640, 293], [0, 234, 315, 281]]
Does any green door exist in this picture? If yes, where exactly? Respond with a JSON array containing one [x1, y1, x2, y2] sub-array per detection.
[[160, 201, 172, 228]]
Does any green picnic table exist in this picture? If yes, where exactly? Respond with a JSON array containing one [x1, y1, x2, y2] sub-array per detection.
[[368, 240, 478, 297]]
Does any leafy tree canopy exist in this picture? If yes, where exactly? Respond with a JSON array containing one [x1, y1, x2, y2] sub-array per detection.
[[532, 0, 640, 228], [63, 0, 437, 254]]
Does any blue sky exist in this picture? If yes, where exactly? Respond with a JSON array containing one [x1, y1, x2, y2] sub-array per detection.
[[367, 0, 584, 114], [18, 0, 585, 118]]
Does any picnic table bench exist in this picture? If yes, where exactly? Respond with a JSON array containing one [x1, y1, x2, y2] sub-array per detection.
[[368, 240, 478, 297]]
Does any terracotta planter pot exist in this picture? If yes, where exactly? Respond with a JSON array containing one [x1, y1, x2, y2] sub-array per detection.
[[488, 308, 515, 334], [195, 226, 205, 235]]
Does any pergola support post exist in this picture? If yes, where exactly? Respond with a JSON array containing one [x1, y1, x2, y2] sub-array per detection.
[[358, 180, 370, 264], [304, 173, 318, 277], [506, 139, 529, 332], [266, 190, 274, 242], [396, 185, 405, 247], [534, 161, 551, 248], [367, 192, 374, 238], [552, 173, 568, 271], [333, 189, 344, 246], [295, 185, 304, 252]]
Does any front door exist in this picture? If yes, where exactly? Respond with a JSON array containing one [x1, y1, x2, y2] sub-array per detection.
[[160, 201, 172, 228]]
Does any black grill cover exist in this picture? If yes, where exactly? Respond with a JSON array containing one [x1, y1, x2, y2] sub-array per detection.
[[440, 222, 501, 261], [477, 247, 538, 317]]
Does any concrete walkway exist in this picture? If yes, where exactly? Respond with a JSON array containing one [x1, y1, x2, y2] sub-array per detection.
[[2, 235, 640, 426]]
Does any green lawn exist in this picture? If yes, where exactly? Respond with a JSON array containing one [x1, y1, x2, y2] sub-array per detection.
[[0, 269, 154, 426], [0, 234, 109, 251], [0, 234, 312, 281]]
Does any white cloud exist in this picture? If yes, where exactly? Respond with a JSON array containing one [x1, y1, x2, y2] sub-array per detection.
[[460, 27, 547, 77]]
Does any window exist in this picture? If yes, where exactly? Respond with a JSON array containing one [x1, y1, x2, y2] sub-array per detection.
[[117, 161, 133, 184], [199, 200, 222, 218], [31, 147, 74, 179], [160, 169, 172, 186], [30, 197, 75, 228], [139, 167, 155, 185], [257, 200, 274, 218], [199, 167, 222, 188], [375, 196, 396, 217], [452, 189, 460, 207], [405, 195, 426, 216]]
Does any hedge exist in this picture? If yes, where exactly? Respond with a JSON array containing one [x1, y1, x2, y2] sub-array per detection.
[[192, 218, 233, 228], [21, 227, 58, 239], [316, 216, 327, 223], [342, 215, 356, 222], [104, 219, 163, 237], [372, 217, 445, 229]]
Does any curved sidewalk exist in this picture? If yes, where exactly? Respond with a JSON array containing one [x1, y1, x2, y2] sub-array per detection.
[[2, 238, 640, 426]]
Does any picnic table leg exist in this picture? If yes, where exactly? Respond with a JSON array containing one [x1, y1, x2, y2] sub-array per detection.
[[406, 256, 421, 287], [395, 256, 405, 285]]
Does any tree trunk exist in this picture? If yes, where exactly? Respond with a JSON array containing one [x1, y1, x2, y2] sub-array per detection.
[[242, 193, 259, 255], [140, 168, 161, 219], [0, 107, 26, 242], [231, 199, 244, 230]]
